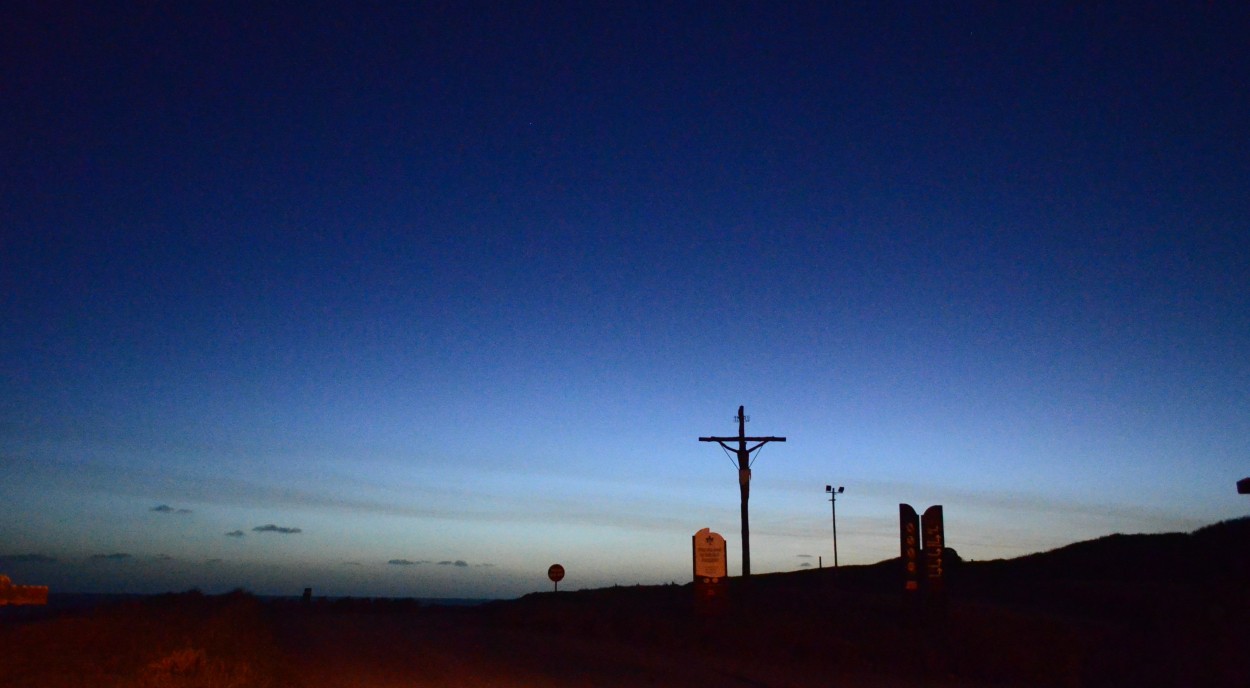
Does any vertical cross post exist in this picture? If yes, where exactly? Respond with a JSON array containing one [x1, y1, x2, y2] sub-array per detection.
[[699, 405, 786, 577]]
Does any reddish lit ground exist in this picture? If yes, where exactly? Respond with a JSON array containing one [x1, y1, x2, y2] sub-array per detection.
[[5, 523, 1250, 688]]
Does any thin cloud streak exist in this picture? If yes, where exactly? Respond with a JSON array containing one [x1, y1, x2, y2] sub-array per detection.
[[253, 524, 301, 534], [8, 454, 734, 538]]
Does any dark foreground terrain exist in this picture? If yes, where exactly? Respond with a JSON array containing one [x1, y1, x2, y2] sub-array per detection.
[[3, 518, 1247, 687]]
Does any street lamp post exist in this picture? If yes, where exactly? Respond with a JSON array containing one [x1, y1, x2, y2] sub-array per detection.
[[825, 485, 845, 568]]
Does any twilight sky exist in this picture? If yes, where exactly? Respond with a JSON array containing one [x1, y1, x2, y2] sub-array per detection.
[[2, 2, 1248, 599]]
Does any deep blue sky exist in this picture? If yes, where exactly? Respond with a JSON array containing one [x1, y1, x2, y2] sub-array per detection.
[[3, 2, 1248, 598]]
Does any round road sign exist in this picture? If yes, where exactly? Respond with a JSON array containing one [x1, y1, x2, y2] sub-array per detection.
[[547, 564, 565, 583]]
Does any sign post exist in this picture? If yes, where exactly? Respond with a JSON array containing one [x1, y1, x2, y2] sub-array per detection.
[[547, 563, 565, 592], [900, 503, 948, 629], [899, 504, 921, 596], [692, 528, 728, 615], [692, 528, 727, 580], [922, 505, 945, 598]]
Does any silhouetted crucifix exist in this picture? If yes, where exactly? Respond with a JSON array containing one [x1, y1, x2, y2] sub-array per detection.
[[699, 405, 786, 577]]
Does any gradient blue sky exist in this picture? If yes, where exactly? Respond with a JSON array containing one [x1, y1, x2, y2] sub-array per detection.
[[3, 2, 1248, 599]]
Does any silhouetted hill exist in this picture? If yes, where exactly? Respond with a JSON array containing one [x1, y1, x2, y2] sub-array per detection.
[[4, 519, 1246, 686], [969, 516, 1250, 582], [483, 517, 1249, 686], [487, 517, 1250, 613]]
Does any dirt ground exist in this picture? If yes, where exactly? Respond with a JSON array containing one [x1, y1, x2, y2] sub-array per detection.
[[4, 568, 1247, 688], [273, 608, 928, 688], [0, 592, 952, 688]]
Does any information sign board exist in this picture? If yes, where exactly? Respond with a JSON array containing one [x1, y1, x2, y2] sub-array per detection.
[[899, 504, 921, 593], [922, 505, 945, 595], [692, 527, 727, 581]]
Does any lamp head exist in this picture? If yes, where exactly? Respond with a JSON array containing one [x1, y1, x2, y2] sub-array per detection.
[[838, 486, 845, 494], [825, 485, 832, 493]]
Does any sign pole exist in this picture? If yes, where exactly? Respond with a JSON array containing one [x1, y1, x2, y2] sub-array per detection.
[[547, 563, 565, 593], [692, 528, 728, 616], [921, 505, 945, 599], [899, 504, 921, 597]]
